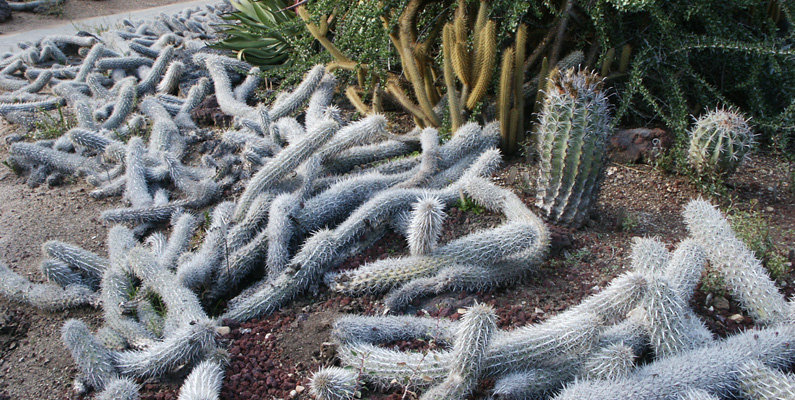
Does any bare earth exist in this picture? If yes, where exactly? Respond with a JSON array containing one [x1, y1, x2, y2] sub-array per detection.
[[0, 0, 189, 36], [0, 7, 793, 399]]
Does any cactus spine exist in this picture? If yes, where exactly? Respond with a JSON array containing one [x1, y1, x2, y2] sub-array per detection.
[[687, 107, 755, 177], [420, 303, 497, 400], [535, 67, 611, 228]]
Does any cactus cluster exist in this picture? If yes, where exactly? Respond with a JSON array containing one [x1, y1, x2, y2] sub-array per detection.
[[312, 199, 795, 399], [0, 4, 515, 397], [687, 107, 756, 177], [535, 67, 612, 228]]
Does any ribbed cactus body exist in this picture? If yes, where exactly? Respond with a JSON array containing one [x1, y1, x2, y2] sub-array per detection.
[[535, 68, 611, 228], [581, 343, 635, 380], [176, 202, 234, 289], [687, 107, 755, 176], [331, 314, 457, 346], [233, 120, 338, 221], [129, 247, 207, 335], [10, 141, 96, 175], [737, 359, 795, 399], [684, 199, 788, 325], [0, 262, 97, 311], [420, 304, 497, 400], [61, 319, 118, 391], [678, 388, 721, 400], [113, 319, 218, 378], [42, 240, 108, 284], [553, 325, 795, 400], [95, 377, 140, 400], [491, 368, 566, 400], [310, 367, 360, 400], [41, 259, 84, 287], [177, 359, 225, 400], [407, 195, 446, 256]]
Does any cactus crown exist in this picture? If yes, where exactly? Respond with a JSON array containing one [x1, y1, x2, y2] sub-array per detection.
[[687, 107, 755, 177], [545, 67, 606, 100]]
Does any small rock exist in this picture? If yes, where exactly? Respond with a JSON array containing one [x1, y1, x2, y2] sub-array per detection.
[[216, 326, 231, 335], [608, 127, 673, 164], [704, 293, 713, 307], [728, 314, 744, 323], [289, 390, 297, 398], [713, 296, 730, 311], [534, 307, 544, 314], [295, 385, 305, 394]]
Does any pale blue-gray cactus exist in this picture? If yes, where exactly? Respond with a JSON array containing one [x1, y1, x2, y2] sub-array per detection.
[[420, 303, 497, 400], [177, 202, 234, 290], [61, 319, 118, 391], [684, 199, 788, 325], [737, 359, 795, 399], [113, 319, 218, 378], [310, 367, 360, 400], [233, 119, 339, 221], [553, 324, 795, 400], [177, 358, 226, 400], [95, 377, 140, 400], [0, 261, 97, 311]]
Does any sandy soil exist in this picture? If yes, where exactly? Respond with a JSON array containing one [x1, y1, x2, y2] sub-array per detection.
[[0, 0, 192, 36]]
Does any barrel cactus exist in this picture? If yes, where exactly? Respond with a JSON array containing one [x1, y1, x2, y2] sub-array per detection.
[[535, 67, 612, 228], [687, 107, 755, 177]]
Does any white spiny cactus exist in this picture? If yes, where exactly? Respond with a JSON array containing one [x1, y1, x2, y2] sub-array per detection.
[[420, 303, 497, 400], [61, 319, 118, 391], [407, 195, 447, 256], [310, 367, 360, 400], [684, 199, 788, 325]]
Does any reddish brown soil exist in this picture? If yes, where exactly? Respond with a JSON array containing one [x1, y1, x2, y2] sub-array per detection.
[[0, 109, 793, 399]]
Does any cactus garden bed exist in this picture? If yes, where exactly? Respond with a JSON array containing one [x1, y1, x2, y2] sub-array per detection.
[[0, 2, 794, 400], [1, 137, 793, 399]]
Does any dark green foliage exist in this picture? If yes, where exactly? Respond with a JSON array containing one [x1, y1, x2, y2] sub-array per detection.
[[584, 0, 795, 150], [209, 0, 299, 68]]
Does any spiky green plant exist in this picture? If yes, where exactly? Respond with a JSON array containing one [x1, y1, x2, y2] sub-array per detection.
[[687, 107, 755, 177], [209, 0, 298, 68], [535, 67, 612, 228]]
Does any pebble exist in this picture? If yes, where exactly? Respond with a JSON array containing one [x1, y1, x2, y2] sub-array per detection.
[[216, 326, 231, 335], [765, 206, 774, 212], [728, 314, 744, 323], [713, 296, 730, 311]]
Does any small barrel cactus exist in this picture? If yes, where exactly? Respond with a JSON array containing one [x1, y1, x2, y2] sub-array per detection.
[[687, 107, 755, 177], [535, 67, 612, 228]]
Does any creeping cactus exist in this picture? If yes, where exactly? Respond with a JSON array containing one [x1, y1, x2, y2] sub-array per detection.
[[0, 2, 790, 399], [0, 11, 518, 395], [313, 199, 793, 399]]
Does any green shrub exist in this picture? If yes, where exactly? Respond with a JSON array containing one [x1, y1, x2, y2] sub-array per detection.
[[728, 203, 789, 281]]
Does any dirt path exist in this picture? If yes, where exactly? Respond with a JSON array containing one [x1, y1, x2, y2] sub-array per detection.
[[0, 119, 121, 399], [0, 0, 192, 36]]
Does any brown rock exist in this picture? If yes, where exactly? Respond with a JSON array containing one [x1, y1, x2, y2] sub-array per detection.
[[608, 127, 672, 164], [713, 296, 730, 311]]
